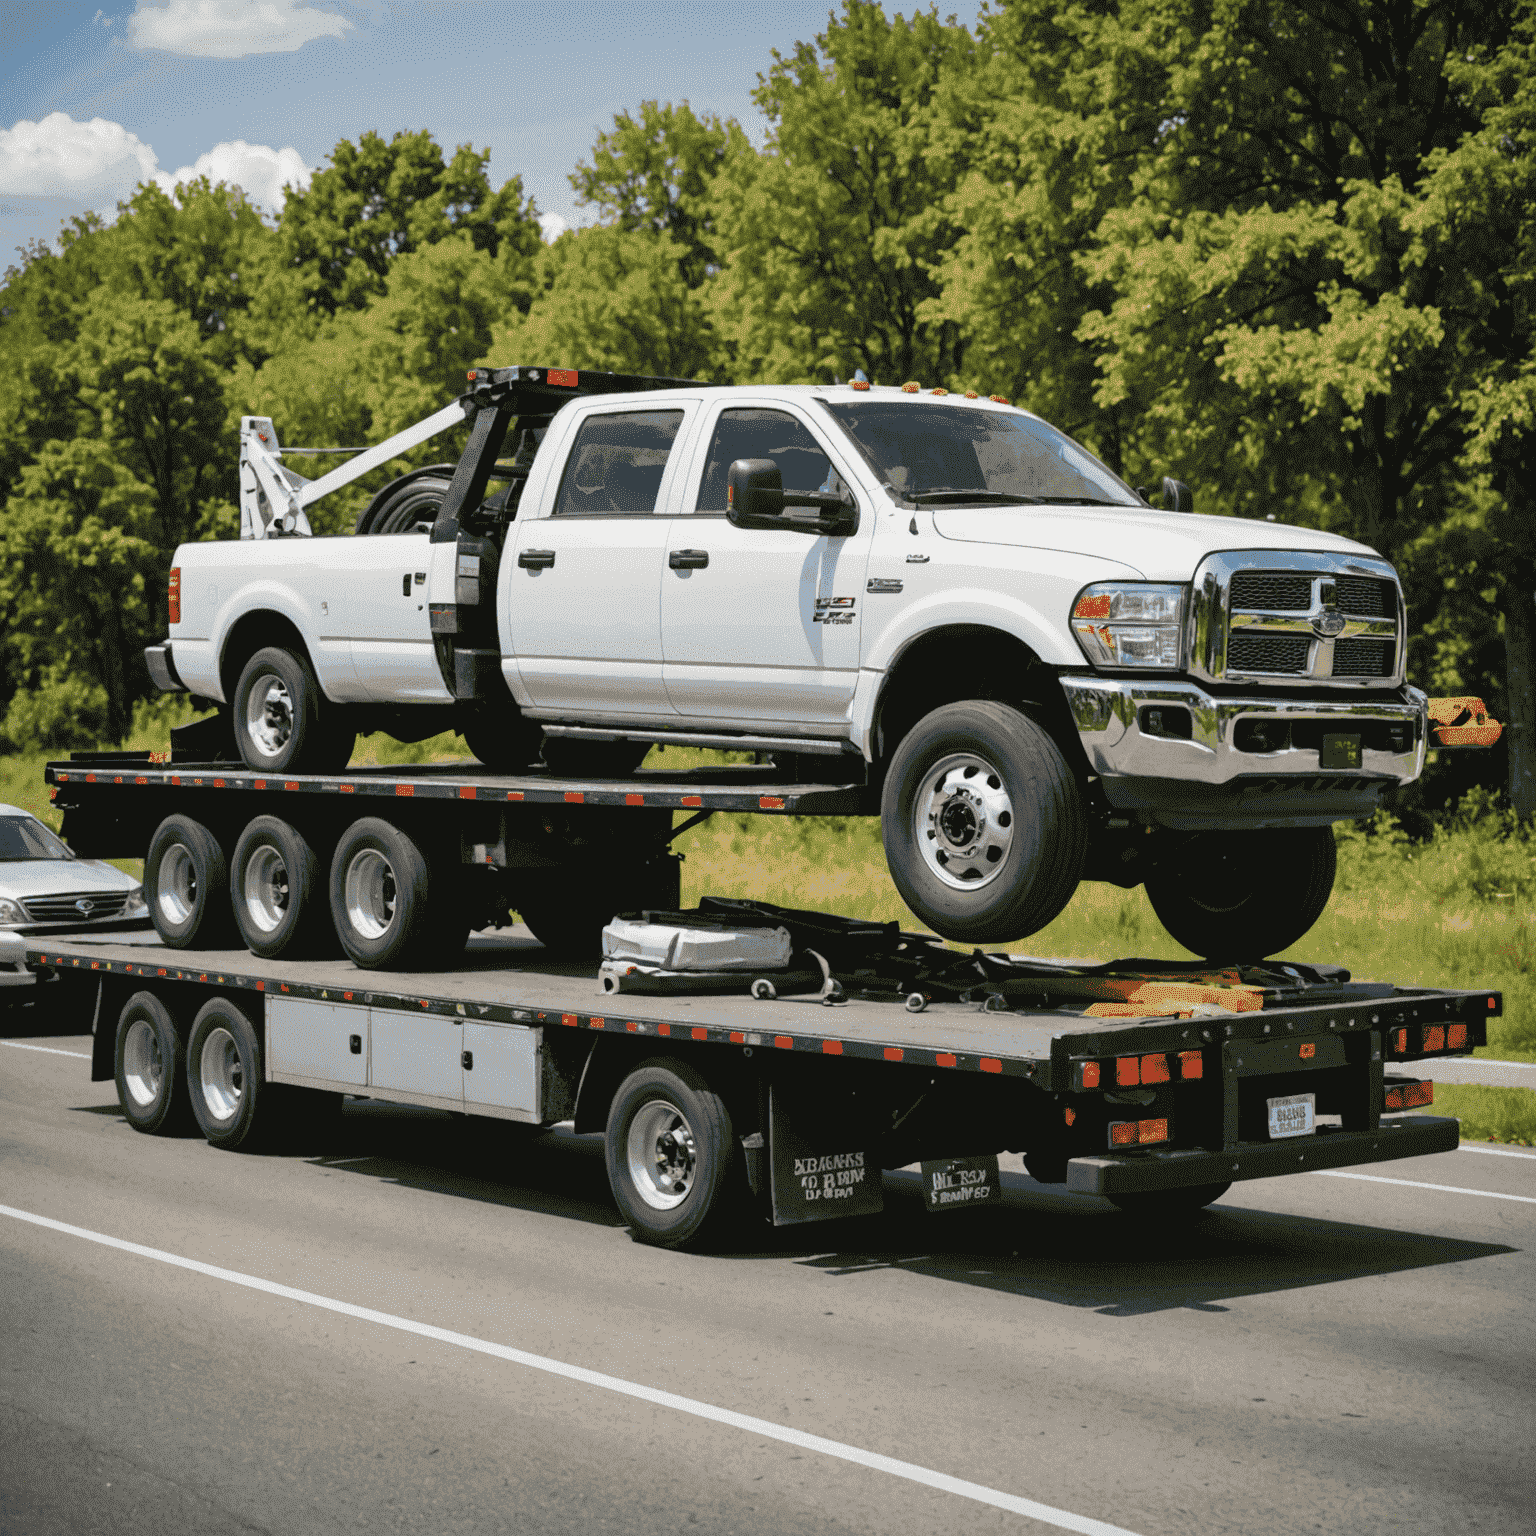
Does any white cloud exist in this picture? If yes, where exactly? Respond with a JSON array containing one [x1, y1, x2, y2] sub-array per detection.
[[0, 113, 311, 217], [127, 0, 352, 59], [538, 212, 568, 243], [158, 140, 312, 209], [0, 112, 158, 198]]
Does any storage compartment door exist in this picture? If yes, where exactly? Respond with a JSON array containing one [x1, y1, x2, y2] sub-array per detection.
[[368, 1007, 463, 1109], [267, 997, 368, 1090], [461, 1022, 540, 1123]]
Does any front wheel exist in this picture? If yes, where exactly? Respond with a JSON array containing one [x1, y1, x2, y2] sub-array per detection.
[[881, 701, 1086, 943], [1144, 827, 1337, 960], [604, 1059, 746, 1249]]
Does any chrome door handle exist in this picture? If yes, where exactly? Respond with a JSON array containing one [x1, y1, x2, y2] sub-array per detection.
[[518, 549, 556, 570], [669, 549, 709, 569]]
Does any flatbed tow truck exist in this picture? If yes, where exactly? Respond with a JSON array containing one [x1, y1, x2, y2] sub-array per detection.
[[29, 748, 1500, 1250]]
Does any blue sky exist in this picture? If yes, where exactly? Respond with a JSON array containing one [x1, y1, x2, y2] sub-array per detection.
[[0, 0, 989, 267]]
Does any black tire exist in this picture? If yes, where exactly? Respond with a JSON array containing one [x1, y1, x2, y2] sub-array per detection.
[[186, 997, 277, 1150], [329, 817, 454, 969], [1106, 1182, 1231, 1216], [881, 701, 1086, 943], [233, 646, 350, 774], [462, 712, 543, 771], [231, 815, 335, 959], [604, 1058, 746, 1249], [145, 814, 236, 949], [1144, 827, 1337, 960], [371, 476, 450, 536], [114, 990, 193, 1135], [541, 735, 652, 778]]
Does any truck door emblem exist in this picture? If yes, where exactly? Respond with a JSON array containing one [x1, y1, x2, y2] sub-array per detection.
[[906, 553, 929, 563], [814, 596, 856, 624], [866, 579, 903, 594]]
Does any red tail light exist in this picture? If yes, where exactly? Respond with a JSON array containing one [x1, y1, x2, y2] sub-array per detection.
[[547, 368, 579, 387], [1385, 1082, 1433, 1110], [1140, 1053, 1170, 1084], [1178, 1050, 1203, 1080], [1077, 1061, 1101, 1090], [1116, 1056, 1140, 1087], [1108, 1118, 1170, 1148], [1422, 1025, 1446, 1052], [168, 566, 181, 624], [1446, 1024, 1468, 1049]]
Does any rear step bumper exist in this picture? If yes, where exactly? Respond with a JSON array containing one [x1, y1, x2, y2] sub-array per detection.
[[1066, 1114, 1459, 1195]]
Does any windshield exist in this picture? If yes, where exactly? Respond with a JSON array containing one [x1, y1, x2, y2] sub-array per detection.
[[0, 815, 73, 862], [824, 401, 1139, 507]]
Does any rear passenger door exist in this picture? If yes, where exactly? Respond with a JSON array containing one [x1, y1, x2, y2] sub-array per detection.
[[507, 402, 695, 718]]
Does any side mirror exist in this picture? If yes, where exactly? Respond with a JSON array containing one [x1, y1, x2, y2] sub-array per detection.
[[1162, 476, 1193, 513], [726, 458, 858, 536]]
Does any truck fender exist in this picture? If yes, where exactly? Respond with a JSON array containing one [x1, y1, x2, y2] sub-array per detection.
[[212, 581, 341, 704]]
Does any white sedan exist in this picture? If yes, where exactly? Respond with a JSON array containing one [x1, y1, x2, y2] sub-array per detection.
[[0, 804, 150, 989]]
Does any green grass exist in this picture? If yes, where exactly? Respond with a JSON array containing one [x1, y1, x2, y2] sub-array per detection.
[[5, 718, 1532, 1063], [1432, 1084, 1536, 1146]]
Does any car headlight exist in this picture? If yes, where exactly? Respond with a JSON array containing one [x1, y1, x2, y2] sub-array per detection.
[[0, 898, 27, 926], [126, 885, 147, 915], [1071, 583, 1186, 670]]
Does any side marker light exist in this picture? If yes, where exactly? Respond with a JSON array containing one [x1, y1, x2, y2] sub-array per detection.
[[1079, 1061, 1101, 1089], [1178, 1050, 1202, 1079]]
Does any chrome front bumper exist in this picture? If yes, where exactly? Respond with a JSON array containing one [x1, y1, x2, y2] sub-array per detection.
[[1060, 674, 1427, 826]]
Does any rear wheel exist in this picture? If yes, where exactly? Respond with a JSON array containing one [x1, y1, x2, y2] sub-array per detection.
[[882, 701, 1086, 943], [145, 814, 235, 949], [114, 991, 193, 1135], [1144, 827, 1337, 960], [604, 1059, 746, 1249], [231, 815, 333, 959], [233, 646, 352, 773], [187, 997, 276, 1151], [329, 817, 458, 969]]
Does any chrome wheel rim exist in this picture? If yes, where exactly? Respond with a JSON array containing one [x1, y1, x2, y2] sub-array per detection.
[[914, 752, 1014, 892], [122, 1019, 163, 1109], [157, 843, 197, 926], [243, 844, 289, 935], [626, 1098, 697, 1211], [199, 1026, 242, 1123], [345, 849, 396, 940], [246, 673, 293, 758]]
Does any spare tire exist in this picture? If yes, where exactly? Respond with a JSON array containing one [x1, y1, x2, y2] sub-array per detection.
[[354, 464, 457, 536], [373, 476, 451, 535]]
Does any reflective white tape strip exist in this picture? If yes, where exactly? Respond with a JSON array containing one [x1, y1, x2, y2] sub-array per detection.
[[0, 1041, 90, 1059], [0, 1204, 1142, 1536], [1459, 1144, 1536, 1161], [1311, 1171, 1536, 1204]]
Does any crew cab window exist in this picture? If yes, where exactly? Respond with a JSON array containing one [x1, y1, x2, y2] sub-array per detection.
[[695, 408, 844, 511], [553, 409, 684, 515]]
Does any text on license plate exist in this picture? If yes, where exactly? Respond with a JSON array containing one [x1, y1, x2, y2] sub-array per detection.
[[1268, 1093, 1315, 1140]]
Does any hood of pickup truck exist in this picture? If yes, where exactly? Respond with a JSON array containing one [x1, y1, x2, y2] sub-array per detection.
[[931, 506, 1378, 579]]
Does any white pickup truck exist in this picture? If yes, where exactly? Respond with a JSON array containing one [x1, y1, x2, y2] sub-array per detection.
[[149, 365, 1426, 957]]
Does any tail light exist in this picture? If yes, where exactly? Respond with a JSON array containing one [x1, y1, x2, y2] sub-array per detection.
[[1421, 1025, 1446, 1052], [1140, 1054, 1170, 1084], [1446, 1024, 1468, 1049], [1108, 1118, 1170, 1148], [1116, 1056, 1140, 1086], [168, 566, 181, 624], [1076, 1061, 1101, 1090], [1178, 1050, 1203, 1080], [1384, 1081, 1433, 1110]]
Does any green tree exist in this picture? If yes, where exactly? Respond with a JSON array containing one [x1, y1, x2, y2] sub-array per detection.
[[706, 0, 978, 385]]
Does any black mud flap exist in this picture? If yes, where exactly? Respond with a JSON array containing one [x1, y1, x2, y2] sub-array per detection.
[[768, 1083, 883, 1225]]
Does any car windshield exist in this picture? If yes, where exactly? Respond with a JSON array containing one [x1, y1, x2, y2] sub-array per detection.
[[823, 401, 1140, 507], [0, 815, 73, 862]]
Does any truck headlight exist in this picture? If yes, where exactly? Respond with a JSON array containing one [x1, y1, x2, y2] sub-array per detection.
[[0, 898, 26, 927], [1071, 583, 1186, 670]]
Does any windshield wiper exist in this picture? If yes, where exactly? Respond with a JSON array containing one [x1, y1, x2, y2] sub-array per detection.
[[903, 489, 1045, 506], [1040, 496, 1137, 507]]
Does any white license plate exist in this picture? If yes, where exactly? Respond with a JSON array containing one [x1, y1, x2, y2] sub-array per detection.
[[1268, 1093, 1316, 1140]]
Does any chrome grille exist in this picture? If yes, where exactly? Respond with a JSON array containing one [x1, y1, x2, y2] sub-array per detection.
[[1230, 573, 1311, 611], [1227, 634, 1311, 674], [21, 891, 131, 923], [1189, 552, 1405, 687]]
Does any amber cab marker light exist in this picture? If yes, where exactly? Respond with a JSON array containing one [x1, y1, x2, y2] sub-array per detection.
[[1140, 1053, 1170, 1084], [1422, 1025, 1446, 1052], [168, 566, 181, 624], [1115, 1056, 1140, 1087], [1074, 593, 1113, 620], [1079, 1061, 1101, 1089], [1392, 1027, 1409, 1054], [1178, 1050, 1203, 1080], [1109, 1121, 1138, 1147], [1447, 1023, 1468, 1049], [1064, 1107, 1077, 1126]]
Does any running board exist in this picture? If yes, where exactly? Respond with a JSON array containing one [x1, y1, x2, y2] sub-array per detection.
[[540, 724, 856, 757]]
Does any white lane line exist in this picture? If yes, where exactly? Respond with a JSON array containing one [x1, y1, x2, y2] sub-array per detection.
[[1459, 1145, 1536, 1161], [1311, 1171, 1536, 1204], [0, 1205, 1141, 1536], [0, 1041, 89, 1059]]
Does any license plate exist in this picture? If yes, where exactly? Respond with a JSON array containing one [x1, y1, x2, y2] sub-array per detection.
[[921, 1154, 1000, 1212], [1321, 732, 1363, 769], [1268, 1093, 1316, 1139]]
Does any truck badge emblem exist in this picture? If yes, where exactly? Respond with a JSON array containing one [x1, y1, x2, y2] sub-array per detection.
[[75, 898, 95, 916], [1313, 610, 1346, 639]]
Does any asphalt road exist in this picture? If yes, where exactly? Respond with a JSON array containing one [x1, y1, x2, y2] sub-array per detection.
[[2, 1008, 1532, 1536]]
